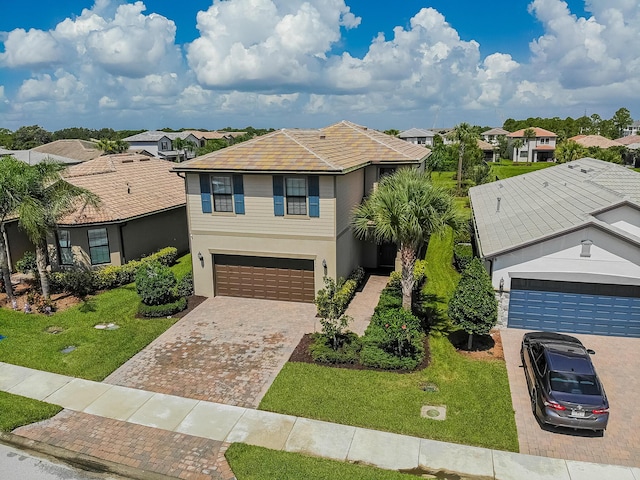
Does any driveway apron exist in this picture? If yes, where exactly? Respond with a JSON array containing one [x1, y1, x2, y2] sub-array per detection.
[[501, 327, 640, 468], [105, 296, 317, 409]]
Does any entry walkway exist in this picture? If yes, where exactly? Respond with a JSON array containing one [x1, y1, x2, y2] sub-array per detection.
[[2, 362, 637, 480]]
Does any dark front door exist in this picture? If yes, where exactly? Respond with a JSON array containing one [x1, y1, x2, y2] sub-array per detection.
[[378, 243, 397, 268]]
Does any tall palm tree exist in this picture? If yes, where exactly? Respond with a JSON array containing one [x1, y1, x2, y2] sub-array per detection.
[[353, 168, 462, 311], [523, 128, 536, 165], [17, 161, 99, 298], [447, 123, 478, 195], [95, 138, 128, 154], [512, 139, 524, 161]]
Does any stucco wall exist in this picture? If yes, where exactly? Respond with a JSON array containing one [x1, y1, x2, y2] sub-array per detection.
[[120, 207, 188, 262], [3, 220, 34, 271]]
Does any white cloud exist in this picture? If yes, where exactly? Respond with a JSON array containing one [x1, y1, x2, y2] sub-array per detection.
[[0, 29, 66, 68]]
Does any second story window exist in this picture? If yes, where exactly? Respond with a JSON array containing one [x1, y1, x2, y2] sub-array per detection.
[[212, 175, 233, 212], [286, 177, 307, 215], [161, 141, 170, 151]]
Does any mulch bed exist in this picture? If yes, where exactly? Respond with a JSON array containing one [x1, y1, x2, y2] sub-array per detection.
[[288, 333, 431, 373], [448, 329, 504, 361]]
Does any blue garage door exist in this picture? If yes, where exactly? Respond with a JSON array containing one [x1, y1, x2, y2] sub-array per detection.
[[508, 279, 640, 338]]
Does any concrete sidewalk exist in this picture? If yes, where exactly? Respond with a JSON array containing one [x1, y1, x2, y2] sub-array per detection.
[[2, 362, 638, 480]]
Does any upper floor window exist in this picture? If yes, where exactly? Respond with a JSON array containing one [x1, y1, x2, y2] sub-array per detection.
[[161, 140, 170, 151], [88, 228, 110, 265], [58, 230, 73, 265], [212, 175, 233, 212], [286, 177, 307, 215]]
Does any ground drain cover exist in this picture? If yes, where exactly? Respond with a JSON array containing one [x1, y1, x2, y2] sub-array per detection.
[[60, 346, 76, 354], [421, 405, 446, 421], [94, 323, 119, 330], [422, 382, 439, 392]]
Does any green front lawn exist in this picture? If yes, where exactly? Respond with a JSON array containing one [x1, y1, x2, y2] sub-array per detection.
[[226, 443, 418, 480], [0, 256, 191, 381], [0, 391, 62, 431], [491, 160, 554, 179]]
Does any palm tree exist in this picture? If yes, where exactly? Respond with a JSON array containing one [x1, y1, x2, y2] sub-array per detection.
[[95, 138, 128, 154], [512, 139, 524, 162], [555, 140, 586, 164], [352, 168, 462, 311], [523, 128, 536, 165], [16, 161, 99, 298], [173, 137, 197, 162], [447, 123, 478, 195]]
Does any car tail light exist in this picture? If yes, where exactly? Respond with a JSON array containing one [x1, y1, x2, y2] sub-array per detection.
[[543, 400, 566, 411], [592, 408, 609, 415]]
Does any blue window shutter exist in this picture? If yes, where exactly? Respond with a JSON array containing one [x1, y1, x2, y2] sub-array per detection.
[[199, 174, 212, 213], [308, 175, 320, 218], [273, 176, 284, 216], [233, 175, 245, 214]]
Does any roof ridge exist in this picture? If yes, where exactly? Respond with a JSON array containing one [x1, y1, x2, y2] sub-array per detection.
[[339, 121, 421, 159], [282, 129, 339, 170]]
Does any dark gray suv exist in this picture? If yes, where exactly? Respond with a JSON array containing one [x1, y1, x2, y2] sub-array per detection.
[[521, 332, 609, 433]]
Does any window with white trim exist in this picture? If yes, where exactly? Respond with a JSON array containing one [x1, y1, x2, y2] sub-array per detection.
[[285, 177, 307, 215], [211, 175, 233, 212], [88, 228, 110, 265]]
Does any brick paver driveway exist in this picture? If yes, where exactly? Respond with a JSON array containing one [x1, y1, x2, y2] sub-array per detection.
[[501, 328, 640, 468], [105, 296, 317, 408]]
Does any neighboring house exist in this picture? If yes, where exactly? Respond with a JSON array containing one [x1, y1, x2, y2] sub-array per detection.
[[398, 128, 437, 146], [477, 139, 498, 162], [568, 135, 623, 149], [507, 127, 557, 162], [173, 120, 429, 303], [123, 131, 200, 162], [186, 130, 247, 148], [45, 153, 189, 269], [481, 127, 510, 145], [32, 139, 103, 163], [1, 148, 86, 166], [622, 120, 640, 137], [615, 134, 640, 147], [469, 158, 640, 337]]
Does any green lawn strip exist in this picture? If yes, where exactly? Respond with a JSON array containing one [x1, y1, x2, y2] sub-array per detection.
[[259, 335, 518, 452], [171, 253, 193, 279], [0, 391, 62, 432], [424, 228, 459, 319], [491, 160, 554, 179], [226, 443, 416, 480], [0, 254, 191, 381]]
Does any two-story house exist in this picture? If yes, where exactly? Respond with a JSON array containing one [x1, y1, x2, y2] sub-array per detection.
[[398, 128, 437, 146], [123, 131, 200, 162], [481, 127, 510, 146], [173, 121, 429, 303], [507, 127, 557, 162], [622, 120, 640, 137]]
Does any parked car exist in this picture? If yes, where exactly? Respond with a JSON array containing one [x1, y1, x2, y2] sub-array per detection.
[[520, 332, 609, 432]]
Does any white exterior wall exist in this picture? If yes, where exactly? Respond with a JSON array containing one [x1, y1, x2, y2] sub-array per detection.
[[491, 227, 640, 291], [128, 141, 159, 157], [595, 205, 640, 238]]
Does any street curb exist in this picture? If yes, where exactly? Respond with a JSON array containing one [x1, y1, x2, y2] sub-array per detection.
[[0, 431, 180, 480]]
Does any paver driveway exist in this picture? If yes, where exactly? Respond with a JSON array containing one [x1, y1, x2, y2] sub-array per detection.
[[105, 296, 317, 408], [501, 328, 640, 468]]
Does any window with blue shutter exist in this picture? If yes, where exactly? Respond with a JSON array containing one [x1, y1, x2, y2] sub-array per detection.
[[233, 175, 245, 214], [273, 176, 284, 216], [308, 176, 319, 217], [199, 174, 212, 213]]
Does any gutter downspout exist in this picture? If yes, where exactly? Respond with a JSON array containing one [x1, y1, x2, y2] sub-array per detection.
[[119, 223, 127, 265]]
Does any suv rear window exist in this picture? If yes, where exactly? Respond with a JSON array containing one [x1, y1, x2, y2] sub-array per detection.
[[549, 372, 601, 396]]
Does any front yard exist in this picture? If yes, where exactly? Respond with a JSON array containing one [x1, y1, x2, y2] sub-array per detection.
[[259, 231, 518, 452]]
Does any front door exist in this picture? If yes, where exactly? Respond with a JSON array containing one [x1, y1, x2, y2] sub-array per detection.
[[378, 242, 397, 268]]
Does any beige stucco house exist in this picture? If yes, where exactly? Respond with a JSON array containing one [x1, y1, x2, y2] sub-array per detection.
[[173, 121, 430, 303]]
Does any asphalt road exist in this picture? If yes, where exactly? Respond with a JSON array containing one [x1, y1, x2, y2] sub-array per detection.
[[0, 441, 126, 480]]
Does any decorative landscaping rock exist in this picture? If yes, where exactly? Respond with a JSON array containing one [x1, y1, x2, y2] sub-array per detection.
[[94, 323, 119, 330], [45, 326, 64, 334], [60, 346, 76, 354], [421, 405, 446, 421]]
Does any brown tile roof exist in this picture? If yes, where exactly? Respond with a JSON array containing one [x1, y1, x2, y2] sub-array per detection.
[[477, 139, 495, 151], [507, 127, 557, 138], [58, 153, 185, 225], [175, 121, 429, 173], [187, 130, 247, 140], [32, 140, 102, 162], [614, 135, 640, 146], [568, 135, 623, 149]]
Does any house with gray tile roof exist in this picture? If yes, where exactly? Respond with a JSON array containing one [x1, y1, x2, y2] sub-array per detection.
[[123, 131, 200, 162], [398, 128, 437, 146], [469, 158, 640, 337]]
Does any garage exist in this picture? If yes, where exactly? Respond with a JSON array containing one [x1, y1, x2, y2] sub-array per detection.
[[213, 254, 315, 303], [508, 278, 640, 337]]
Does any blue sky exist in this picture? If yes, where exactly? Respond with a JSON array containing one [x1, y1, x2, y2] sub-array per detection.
[[0, 0, 636, 132]]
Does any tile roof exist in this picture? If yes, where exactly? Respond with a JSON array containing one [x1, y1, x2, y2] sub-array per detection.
[[481, 127, 510, 135], [398, 128, 436, 138], [568, 135, 623, 149], [32, 140, 102, 162], [469, 158, 640, 257], [507, 127, 557, 138], [0, 149, 80, 165], [614, 134, 640, 145], [123, 131, 194, 142], [175, 121, 429, 173], [58, 153, 185, 225], [477, 139, 495, 150], [186, 130, 247, 140]]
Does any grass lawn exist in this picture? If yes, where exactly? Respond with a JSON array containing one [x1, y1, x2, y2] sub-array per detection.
[[226, 443, 417, 480], [0, 391, 62, 432], [491, 160, 554, 179], [0, 254, 192, 381]]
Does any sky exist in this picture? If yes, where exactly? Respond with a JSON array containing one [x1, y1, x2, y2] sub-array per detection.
[[0, 0, 638, 132]]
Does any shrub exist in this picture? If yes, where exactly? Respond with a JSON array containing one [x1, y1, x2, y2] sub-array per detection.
[[25, 291, 56, 314], [308, 332, 361, 364], [388, 260, 428, 290], [360, 334, 425, 370], [46, 272, 66, 294], [135, 261, 177, 306], [175, 272, 194, 298], [349, 266, 366, 286], [448, 258, 498, 349], [138, 297, 187, 317], [314, 276, 353, 350], [373, 284, 402, 316], [94, 266, 120, 290], [16, 252, 37, 276], [152, 247, 178, 266], [454, 220, 472, 244], [453, 243, 474, 273], [368, 308, 422, 357], [59, 269, 97, 299]]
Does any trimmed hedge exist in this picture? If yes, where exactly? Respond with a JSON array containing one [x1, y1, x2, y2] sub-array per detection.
[[453, 243, 473, 273], [309, 332, 362, 364], [137, 297, 187, 318], [360, 335, 425, 370]]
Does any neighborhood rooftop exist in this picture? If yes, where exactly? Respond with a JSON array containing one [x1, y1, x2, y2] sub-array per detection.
[[507, 127, 557, 138], [398, 128, 436, 137], [174, 121, 429, 173], [58, 153, 186, 225], [568, 135, 623, 149], [469, 158, 640, 257]]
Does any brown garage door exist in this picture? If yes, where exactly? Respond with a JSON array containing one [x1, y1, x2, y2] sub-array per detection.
[[214, 255, 315, 303]]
